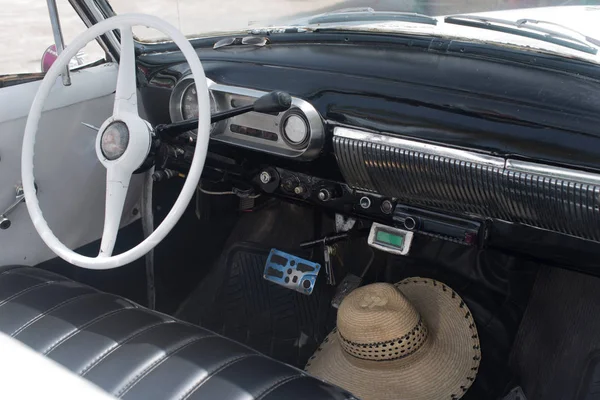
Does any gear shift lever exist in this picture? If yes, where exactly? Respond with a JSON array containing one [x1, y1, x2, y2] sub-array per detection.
[[155, 90, 292, 138]]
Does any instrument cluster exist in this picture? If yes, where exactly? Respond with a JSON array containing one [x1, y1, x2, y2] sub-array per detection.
[[169, 76, 324, 160]]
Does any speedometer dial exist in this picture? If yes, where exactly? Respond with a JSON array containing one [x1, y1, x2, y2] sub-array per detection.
[[182, 84, 199, 120], [181, 83, 219, 135], [182, 84, 218, 120]]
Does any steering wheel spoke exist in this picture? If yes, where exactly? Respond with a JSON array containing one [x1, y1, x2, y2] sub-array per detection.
[[99, 166, 132, 257], [113, 26, 138, 117]]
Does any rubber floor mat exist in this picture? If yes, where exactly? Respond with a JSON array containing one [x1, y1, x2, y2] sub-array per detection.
[[386, 239, 539, 400], [510, 267, 600, 400], [175, 242, 336, 368]]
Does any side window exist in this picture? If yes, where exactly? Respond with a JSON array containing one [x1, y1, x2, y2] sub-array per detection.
[[0, 0, 105, 76]]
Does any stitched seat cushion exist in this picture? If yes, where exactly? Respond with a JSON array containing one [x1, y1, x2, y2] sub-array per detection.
[[0, 265, 356, 400]]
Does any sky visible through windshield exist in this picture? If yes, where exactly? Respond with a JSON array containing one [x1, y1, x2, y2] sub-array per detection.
[[109, 0, 599, 40]]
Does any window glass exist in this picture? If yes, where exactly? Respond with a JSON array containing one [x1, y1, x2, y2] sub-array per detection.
[[0, 0, 104, 76], [110, 0, 600, 43]]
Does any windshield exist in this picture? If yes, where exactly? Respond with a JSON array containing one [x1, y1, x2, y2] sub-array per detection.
[[108, 1, 599, 40], [109, 0, 600, 60]]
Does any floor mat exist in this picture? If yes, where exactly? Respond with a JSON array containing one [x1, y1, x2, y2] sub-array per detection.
[[175, 242, 336, 368], [510, 267, 600, 400], [386, 237, 539, 400]]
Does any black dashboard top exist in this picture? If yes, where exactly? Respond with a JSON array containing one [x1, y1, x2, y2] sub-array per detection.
[[139, 35, 600, 172]]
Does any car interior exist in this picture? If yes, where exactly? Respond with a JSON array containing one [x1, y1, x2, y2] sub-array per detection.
[[1, 1, 600, 400]]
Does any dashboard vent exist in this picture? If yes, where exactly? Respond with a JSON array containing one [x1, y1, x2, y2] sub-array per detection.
[[333, 127, 600, 242]]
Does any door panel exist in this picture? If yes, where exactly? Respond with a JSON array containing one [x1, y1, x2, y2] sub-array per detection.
[[0, 63, 142, 266]]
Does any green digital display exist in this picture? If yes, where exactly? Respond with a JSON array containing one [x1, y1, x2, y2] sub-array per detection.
[[376, 230, 404, 248]]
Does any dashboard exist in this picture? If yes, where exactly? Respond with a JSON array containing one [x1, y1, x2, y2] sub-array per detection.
[[138, 34, 600, 272]]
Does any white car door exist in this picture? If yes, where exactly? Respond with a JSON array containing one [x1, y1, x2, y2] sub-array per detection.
[[0, 2, 142, 266]]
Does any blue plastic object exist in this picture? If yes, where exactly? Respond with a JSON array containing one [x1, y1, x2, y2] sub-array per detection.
[[263, 249, 321, 295]]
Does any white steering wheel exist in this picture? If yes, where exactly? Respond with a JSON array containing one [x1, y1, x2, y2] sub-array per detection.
[[21, 14, 211, 269]]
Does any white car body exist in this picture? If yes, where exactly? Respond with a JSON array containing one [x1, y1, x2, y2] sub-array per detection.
[[0, 332, 116, 399], [288, 6, 600, 64]]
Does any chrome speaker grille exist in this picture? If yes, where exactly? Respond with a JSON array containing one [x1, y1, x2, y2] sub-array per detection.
[[333, 127, 600, 242]]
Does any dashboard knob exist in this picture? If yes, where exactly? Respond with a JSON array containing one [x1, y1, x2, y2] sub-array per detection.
[[359, 196, 372, 209], [381, 199, 394, 214], [0, 215, 10, 230], [281, 177, 296, 192], [318, 188, 332, 201], [403, 216, 419, 231], [317, 186, 341, 202], [258, 167, 279, 193], [259, 171, 272, 184], [294, 185, 306, 195]]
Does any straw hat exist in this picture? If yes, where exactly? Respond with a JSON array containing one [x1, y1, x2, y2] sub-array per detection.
[[306, 278, 480, 400]]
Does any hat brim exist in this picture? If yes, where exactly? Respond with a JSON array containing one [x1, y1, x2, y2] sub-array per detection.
[[306, 278, 481, 400]]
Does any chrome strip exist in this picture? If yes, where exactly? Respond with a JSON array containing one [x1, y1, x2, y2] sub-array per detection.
[[335, 127, 600, 185], [209, 85, 324, 157], [210, 83, 266, 99], [334, 127, 505, 168], [69, 0, 116, 62], [170, 77, 324, 160], [46, 0, 71, 86], [84, 0, 121, 59], [506, 159, 600, 186]]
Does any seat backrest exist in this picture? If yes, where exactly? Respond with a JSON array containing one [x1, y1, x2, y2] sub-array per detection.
[[0, 265, 357, 400]]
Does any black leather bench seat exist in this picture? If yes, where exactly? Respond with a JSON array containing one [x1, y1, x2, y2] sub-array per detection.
[[0, 265, 355, 400]]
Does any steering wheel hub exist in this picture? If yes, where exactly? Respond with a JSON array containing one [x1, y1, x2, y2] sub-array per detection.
[[100, 121, 129, 160]]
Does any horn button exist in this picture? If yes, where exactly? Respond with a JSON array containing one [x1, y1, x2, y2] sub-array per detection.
[[100, 121, 130, 160]]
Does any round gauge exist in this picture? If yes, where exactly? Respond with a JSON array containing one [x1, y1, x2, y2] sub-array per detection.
[[282, 113, 310, 148], [181, 84, 218, 120], [181, 84, 199, 120]]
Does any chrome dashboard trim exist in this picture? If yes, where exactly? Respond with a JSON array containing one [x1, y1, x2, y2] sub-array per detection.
[[209, 82, 325, 160], [334, 127, 600, 188], [506, 159, 600, 187], [334, 127, 505, 168], [333, 127, 600, 242], [169, 77, 324, 160]]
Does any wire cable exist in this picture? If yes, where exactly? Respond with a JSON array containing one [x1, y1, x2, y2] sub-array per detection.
[[198, 186, 261, 198]]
